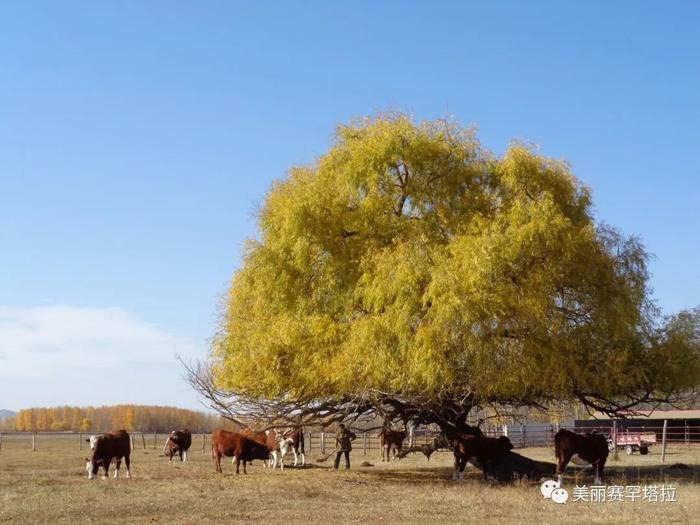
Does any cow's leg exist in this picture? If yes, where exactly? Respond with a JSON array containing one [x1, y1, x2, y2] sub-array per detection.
[[214, 452, 222, 473], [102, 460, 110, 480], [183, 450, 187, 462], [458, 456, 468, 481], [243, 460, 247, 474], [594, 458, 605, 485], [556, 452, 573, 487], [124, 455, 131, 478], [114, 458, 121, 478], [300, 451, 305, 467], [292, 447, 299, 467], [235, 456, 241, 474]]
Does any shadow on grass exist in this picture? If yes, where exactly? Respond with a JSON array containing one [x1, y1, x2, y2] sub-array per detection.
[[350, 452, 700, 486]]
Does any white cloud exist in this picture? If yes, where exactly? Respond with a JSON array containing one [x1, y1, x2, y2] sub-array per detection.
[[0, 305, 201, 379]]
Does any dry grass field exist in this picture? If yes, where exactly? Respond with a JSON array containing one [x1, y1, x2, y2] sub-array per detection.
[[1, 434, 699, 524]]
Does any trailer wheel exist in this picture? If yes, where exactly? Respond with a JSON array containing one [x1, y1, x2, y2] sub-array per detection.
[[640, 446, 649, 455], [625, 445, 634, 455]]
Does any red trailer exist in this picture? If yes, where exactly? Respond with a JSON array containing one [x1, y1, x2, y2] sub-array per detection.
[[607, 432, 657, 455]]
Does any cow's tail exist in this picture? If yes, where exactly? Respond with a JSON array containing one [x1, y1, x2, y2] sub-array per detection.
[[554, 431, 561, 459]]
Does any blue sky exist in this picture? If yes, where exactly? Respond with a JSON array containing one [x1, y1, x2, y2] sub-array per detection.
[[1, 1, 698, 411]]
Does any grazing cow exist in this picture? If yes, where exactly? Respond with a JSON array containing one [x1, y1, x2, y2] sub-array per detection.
[[452, 434, 513, 481], [163, 429, 192, 462], [85, 430, 131, 480], [278, 428, 306, 467], [378, 425, 407, 461], [211, 429, 272, 474], [554, 429, 608, 486]]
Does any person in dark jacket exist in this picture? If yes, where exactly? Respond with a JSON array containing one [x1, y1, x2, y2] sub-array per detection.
[[334, 423, 357, 470]]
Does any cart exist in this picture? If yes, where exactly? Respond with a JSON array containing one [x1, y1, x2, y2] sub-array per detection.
[[607, 432, 657, 455]]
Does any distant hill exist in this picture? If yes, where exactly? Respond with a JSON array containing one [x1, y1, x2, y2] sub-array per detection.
[[0, 409, 16, 419]]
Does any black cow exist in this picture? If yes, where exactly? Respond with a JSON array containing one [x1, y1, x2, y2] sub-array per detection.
[[163, 429, 192, 462], [452, 434, 513, 481], [554, 429, 608, 486]]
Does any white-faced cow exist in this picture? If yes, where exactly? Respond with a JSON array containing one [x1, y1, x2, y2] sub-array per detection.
[[85, 430, 131, 480], [163, 429, 192, 462], [276, 428, 306, 467], [452, 434, 513, 481], [378, 425, 407, 461], [211, 429, 272, 474], [554, 429, 608, 486]]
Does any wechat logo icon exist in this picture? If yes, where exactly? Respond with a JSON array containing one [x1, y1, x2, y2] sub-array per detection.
[[541, 479, 569, 504]]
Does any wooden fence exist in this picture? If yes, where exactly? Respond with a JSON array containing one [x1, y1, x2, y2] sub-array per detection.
[[1, 423, 698, 462]]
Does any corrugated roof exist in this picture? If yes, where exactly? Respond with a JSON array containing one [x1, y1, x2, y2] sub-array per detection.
[[592, 409, 700, 420]]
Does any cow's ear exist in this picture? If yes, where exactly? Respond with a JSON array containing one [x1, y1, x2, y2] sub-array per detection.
[[85, 439, 90, 442]]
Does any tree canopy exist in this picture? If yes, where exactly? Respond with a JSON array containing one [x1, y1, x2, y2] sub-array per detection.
[[191, 114, 700, 431]]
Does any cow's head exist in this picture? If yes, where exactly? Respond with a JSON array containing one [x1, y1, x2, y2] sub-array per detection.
[[498, 436, 514, 452], [85, 457, 102, 479], [87, 435, 99, 450]]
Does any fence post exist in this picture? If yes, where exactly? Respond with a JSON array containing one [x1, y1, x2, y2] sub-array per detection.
[[502, 424, 508, 438], [519, 424, 524, 448], [32, 433, 36, 451], [79, 432, 82, 451], [661, 420, 668, 463], [0, 432, 3, 452], [612, 420, 618, 460], [201, 432, 205, 454], [142, 433, 146, 450], [363, 432, 367, 456], [321, 432, 325, 454], [153, 431, 157, 449], [685, 423, 690, 449], [129, 434, 134, 451], [308, 432, 313, 452]]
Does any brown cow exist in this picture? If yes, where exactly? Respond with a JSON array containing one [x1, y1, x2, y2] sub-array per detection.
[[452, 434, 513, 481], [85, 430, 131, 480], [378, 425, 407, 461], [163, 429, 192, 462], [211, 429, 272, 474], [554, 429, 608, 486]]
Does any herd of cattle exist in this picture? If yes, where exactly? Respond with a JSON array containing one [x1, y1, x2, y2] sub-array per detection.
[[85, 426, 609, 486]]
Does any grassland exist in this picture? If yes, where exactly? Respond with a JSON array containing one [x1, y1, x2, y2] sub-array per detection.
[[0, 434, 698, 524]]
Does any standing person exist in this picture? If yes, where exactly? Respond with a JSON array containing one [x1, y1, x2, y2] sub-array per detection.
[[334, 423, 356, 470]]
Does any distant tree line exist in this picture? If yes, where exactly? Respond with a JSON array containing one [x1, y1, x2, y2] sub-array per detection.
[[0, 405, 232, 432]]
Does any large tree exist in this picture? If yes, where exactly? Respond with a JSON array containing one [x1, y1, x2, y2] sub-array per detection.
[[187, 115, 700, 432]]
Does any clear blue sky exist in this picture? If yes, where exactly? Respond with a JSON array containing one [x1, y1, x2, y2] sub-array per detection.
[[1, 1, 698, 411]]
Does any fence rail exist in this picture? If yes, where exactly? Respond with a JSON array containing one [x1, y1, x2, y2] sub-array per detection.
[[2, 423, 699, 462]]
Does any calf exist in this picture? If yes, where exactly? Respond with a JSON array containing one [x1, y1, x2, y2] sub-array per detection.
[[163, 429, 192, 462], [85, 430, 131, 480], [378, 426, 407, 461], [554, 429, 608, 486], [211, 429, 272, 474], [278, 427, 305, 467], [453, 434, 513, 481]]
